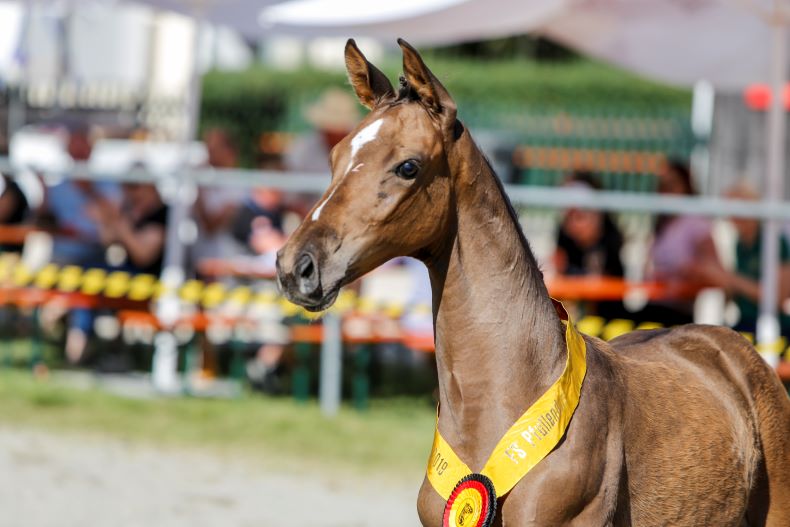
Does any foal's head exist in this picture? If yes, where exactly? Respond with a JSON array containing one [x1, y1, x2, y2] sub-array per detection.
[[277, 39, 459, 311]]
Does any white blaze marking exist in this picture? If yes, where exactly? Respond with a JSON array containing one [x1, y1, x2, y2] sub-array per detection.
[[312, 187, 337, 221], [313, 120, 382, 222], [345, 119, 383, 175]]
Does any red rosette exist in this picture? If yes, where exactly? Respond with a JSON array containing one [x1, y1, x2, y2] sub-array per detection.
[[442, 473, 497, 527]]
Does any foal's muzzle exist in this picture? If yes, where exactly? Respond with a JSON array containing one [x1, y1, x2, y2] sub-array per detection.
[[276, 250, 330, 311]]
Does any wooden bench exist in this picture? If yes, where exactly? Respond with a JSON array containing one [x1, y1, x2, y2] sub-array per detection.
[[289, 316, 406, 409], [116, 310, 256, 384], [546, 276, 702, 302]]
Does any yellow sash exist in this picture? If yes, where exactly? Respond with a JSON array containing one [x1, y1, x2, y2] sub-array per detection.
[[426, 303, 587, 500]]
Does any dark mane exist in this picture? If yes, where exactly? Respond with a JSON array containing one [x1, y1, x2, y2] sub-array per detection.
[[397, 76, 420, 102]]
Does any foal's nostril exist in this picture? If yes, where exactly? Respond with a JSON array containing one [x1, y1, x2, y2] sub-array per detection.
[[294, 252, 320, 297], [296, 253, 315, 280]]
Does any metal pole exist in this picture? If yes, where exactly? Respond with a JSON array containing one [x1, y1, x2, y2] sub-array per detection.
[[7, 156, 790, 220], [162, 7, 205, 285], [757, 14, 787, 366], [319, 313, 342, 417], [152, 6, 205, 393], [8, 2, 31, 138]]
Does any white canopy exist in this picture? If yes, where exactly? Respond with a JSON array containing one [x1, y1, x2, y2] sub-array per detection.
[[545, 0, 773, 91], [260, 0, 778, 91], [130, 0, 284, 38], [262, 0, 565, 49]]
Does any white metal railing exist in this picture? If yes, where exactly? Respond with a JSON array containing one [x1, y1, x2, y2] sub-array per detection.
[[4, 158, 789, 220], [3, 156, 788, 405]]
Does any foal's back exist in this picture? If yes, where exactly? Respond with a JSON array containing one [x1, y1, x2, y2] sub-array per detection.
[[608, 325, 790, 526]]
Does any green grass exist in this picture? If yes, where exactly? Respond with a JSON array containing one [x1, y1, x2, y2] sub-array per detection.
[[0, 369, 436, 479]]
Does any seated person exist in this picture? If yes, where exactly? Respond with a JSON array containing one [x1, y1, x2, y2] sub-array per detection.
[[640, 159, 722, 325], [0, 174, 30, 252], [192, 128, 248, 263], [88, 180, 168, 275], [554, 171, 624, 277], [695, 183, 790, 337], [230, 187, 286, 256], [64, 180, 168, 368], [38, 125, 119, 364], [249, 215, 287, 270], [237, 191, 288, 394], [553, 171, 625, 319], [43, 126, 119, 267]]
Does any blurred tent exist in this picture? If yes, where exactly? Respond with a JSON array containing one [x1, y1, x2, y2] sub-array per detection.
[[0, 1, 257, 86], [262, 0, 564, 53], [260, 0, 777, 92], [131, 0, 284, 39]]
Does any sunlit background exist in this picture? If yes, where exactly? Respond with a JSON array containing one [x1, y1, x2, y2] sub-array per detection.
[[0, 1, 788, 526]]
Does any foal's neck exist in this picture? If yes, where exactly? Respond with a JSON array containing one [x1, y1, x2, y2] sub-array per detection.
[[426, 132, 565, 467]]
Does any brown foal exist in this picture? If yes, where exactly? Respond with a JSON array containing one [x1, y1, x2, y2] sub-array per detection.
[[277, 39, 790, 526]]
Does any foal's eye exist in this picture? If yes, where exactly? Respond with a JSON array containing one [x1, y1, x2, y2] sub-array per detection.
[[395, 160, 420, 180]]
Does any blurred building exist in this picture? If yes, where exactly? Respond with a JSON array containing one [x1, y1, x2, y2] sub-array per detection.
[[0, 1, 253, 141]]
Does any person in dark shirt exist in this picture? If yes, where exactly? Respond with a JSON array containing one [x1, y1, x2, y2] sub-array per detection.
[[556, 211, 624, 278], [730, 227, 790, 334], [230, 187, 286, 254], [554, 171, 624, 277], [695, 183, 790, 336], [0, 175, 28, 225], [553, 171, 625, 319], [554, 171, 624, 319], [88, 181, 168, 275], [0, 174, 29, 252]]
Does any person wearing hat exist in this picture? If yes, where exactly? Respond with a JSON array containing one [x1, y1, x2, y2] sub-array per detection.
[[284, 87, 361, 174]]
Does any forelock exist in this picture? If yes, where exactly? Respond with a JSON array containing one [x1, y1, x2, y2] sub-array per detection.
[[396, 76, 420, 103]]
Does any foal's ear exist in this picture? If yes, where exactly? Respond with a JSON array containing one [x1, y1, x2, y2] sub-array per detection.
[[397, 38, 457, 127], [345, 39, 394, 110]]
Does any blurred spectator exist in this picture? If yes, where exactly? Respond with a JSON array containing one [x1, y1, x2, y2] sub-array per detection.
[[553, 171, 625, 318], [37, 125, 119, 364], [695, 183, 790, 336], [640, 159, 722, 325], [231, 187, 287, 257], [240, 189, 288, 394], [0, 175, 29, 225], [42, 125, 119, 267], [249, 215, 287, 268], [192, 128, 248, 263], [284, 88, 360, 174], [554, 171, 624, 278], [0, 174, 30, 252], [257, 132, 289, 171], [192, 129, 291, 388], [88, 180, 168, 275], [61, 179, 166, 370], [649, 159, 720, 281]]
